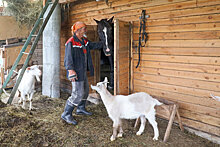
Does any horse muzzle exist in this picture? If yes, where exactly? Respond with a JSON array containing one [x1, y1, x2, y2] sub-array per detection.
[[104, 48, 112, 56]]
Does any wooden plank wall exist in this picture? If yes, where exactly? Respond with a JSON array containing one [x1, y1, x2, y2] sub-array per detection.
[[62, 0, 220, 138], [1, 44, 32, 70]]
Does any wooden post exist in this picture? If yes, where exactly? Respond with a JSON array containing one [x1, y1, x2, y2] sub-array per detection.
[[163, 104, 177, 142], [114, 19, 119, 95], [43, 0, 47, 7], [130, 21, 133, 94], [176, 108, 184, 131], [0, 68, 4, 87]]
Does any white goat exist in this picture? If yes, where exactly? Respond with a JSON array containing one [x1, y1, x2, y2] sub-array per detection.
[[17, 65, 42, 110], [210, 93, 220, 102], [91, 77, 163, 141]]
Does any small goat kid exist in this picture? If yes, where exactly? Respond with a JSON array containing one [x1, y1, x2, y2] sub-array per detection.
[[17, 65, 42, 110], [91, 77, 162, 141]]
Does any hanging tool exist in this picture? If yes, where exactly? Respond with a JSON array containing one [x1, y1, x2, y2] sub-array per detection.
[[136, 10, 149, 68]]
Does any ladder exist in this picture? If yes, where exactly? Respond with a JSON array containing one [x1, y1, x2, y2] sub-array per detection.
[[0, 0, 59, 104]]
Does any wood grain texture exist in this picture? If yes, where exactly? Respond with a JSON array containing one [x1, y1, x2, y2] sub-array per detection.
[[61, 0, 220, 138]]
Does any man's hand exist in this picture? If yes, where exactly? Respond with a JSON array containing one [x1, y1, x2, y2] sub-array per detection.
[[68, 70, 77, 82]]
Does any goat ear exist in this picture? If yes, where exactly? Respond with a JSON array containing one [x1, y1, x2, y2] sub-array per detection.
[[108, 16, 114, 23], [104, 77, 108, 83], [26, 67, 31, 73], [94, 19, 99, 24]]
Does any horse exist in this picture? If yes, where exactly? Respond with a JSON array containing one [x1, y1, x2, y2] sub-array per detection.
[[94, 16, 114, 90]]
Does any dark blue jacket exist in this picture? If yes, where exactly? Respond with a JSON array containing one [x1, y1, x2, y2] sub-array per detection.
[[64, 34, 103, 81]]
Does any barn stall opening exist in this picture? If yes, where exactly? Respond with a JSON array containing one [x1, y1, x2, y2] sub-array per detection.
[[59, 0, 220, 143]]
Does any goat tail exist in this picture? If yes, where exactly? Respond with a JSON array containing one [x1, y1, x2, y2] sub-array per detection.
[[210, 93, 220, 102], [154, 99, 163, 106]]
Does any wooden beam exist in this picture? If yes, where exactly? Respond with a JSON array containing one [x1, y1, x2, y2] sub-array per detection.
[[59, 0, 77, 4], [134, 82, 220, 108], [176, 109, 184, 132], [129, 21, 134, 94], [43, 0, 47, 6], [163, 104, 177, 142], [0, 68, 4, 87], [5, 38, 19, 45], [114, 19, 119, 95]]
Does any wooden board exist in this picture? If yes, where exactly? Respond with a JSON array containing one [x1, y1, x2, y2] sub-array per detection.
[[134, 77, 220, 101], [62, 0, 220, 140], [114, 19, 130, 95], [134, 72, 220, 95], [0, 43, 32, 69]]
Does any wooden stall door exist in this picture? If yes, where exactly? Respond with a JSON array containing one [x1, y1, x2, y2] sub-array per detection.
[[114, 19, 131, 95]]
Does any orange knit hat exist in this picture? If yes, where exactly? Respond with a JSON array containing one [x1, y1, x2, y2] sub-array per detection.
[[71, 22, 86, 34]]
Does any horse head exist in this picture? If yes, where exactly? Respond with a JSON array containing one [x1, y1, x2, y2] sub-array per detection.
[[94, 16, 114, 56]]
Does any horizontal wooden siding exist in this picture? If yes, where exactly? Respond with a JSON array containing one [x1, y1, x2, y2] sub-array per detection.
[[62, 0, 220, 138]]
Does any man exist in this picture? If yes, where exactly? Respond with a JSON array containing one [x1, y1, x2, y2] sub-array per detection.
[[61, 22, 103, 125]]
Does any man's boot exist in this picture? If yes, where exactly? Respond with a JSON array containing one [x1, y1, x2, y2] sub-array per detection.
[[76, 100, 92, 116], [108, 72, 114, 90], [61, 101, 77, 125]]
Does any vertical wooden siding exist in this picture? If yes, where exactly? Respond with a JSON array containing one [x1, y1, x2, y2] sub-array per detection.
[[62, 0, 220, 137]]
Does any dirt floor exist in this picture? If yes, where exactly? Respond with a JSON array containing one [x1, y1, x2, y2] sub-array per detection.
[[0, 92, 219, 147]]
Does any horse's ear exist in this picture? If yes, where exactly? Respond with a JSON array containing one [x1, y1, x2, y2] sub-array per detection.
[[108, 16, 114, 23], [94, 19, 99, 24]]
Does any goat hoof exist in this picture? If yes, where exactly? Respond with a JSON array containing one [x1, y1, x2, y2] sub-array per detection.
[[153, 137, 158, 141], [136, 131, 142, 136], [30, 107, 38, 111], [21, 105, 26, 110], [110, 135, 115, 141], [117, 133, 123, 138]]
